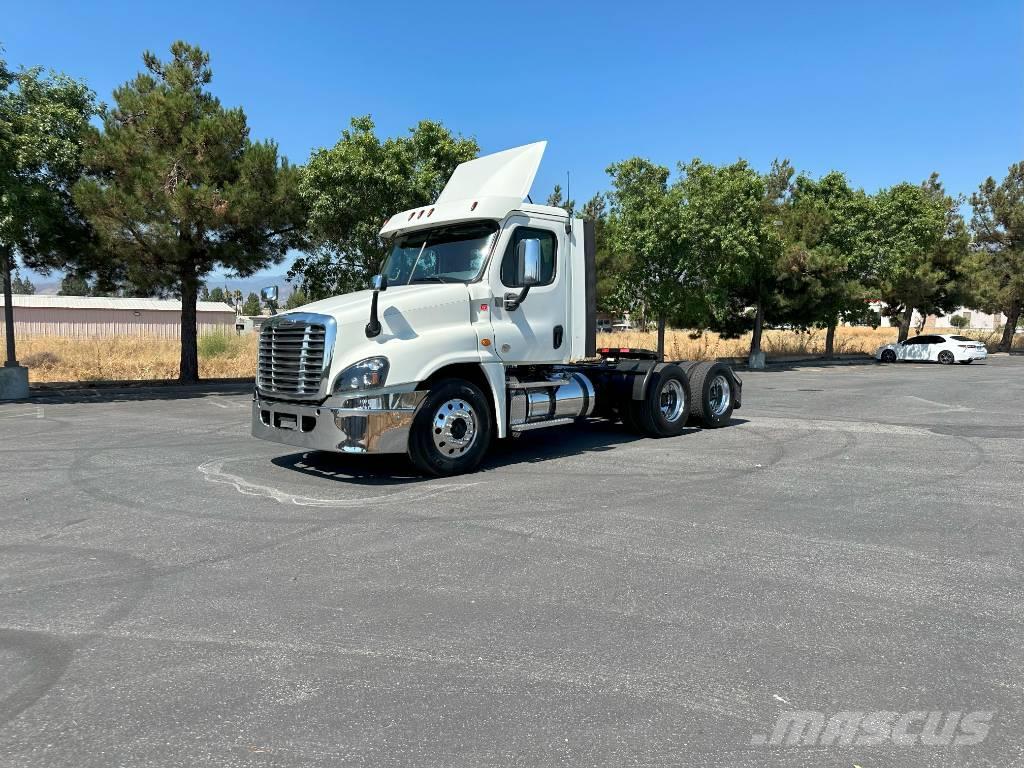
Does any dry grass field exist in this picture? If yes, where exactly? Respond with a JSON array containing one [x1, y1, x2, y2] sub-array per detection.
[[5, 326, 1020, 384], [13, 331, 259, 383]]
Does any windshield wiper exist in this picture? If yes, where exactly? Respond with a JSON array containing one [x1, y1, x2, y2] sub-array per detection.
[[409, 276, 458, 284]]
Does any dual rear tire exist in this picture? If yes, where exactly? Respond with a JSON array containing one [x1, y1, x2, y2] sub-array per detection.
[[682, 361, 737, 428], [620, 364, 691, 438]]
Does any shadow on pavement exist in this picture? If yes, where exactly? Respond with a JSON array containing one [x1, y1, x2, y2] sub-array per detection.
[[270, 418, 747, 484], [23, 381, 253, 405]]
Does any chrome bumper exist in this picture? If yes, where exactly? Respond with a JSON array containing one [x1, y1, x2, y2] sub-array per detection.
[[251, 389, 427, 454]]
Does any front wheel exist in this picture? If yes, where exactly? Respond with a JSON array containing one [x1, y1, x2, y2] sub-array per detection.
[[880, 349, 897, 363], [938, 350, 955, 365], [408, 379, 492, 476]]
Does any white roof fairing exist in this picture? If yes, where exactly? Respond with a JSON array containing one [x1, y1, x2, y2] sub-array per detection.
[[380, 141, 550, 238], [436, 141, 546, 204]]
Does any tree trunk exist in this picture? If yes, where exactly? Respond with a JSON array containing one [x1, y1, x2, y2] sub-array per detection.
[[179, 271, 200, 383], [998, 301, 1021, 352], [897, 307, 913, 343], [656, 315, 666, 361], [2, 246, 18, 367], [749, 298, 765, 363], [824, 321, 837, 358]]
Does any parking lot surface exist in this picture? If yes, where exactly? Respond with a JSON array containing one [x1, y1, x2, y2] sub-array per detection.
[[1, 357, 1022, 767]]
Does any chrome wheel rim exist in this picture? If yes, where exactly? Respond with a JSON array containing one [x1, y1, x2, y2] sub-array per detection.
[[659, 378, 686, 423], [432, 399, 478, 457], [708, 374, 731, 417]]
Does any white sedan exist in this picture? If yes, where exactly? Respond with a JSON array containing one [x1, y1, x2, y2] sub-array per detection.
[[875, 334, 988, 365]]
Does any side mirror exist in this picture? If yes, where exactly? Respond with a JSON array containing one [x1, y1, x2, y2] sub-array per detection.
[[371, 274, 388, 291], [516, 238, 543, 286], [260, 286, 279, 303]]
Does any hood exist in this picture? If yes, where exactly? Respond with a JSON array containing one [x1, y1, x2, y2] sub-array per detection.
[[288, 283, 470, 327]]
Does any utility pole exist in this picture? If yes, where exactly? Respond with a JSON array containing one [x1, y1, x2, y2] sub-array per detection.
[[2, 247, 17, 367], [0, 246, 30, 400]]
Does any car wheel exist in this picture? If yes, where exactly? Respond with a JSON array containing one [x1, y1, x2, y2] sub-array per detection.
[[938, 350, 955, 365], [881, 349, 897, 363], [407, 378, 492, 476]]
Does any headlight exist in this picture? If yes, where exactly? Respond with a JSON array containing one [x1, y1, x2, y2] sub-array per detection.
[[333, 357, 389, 393]]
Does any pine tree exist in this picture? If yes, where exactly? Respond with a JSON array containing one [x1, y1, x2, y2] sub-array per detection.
[[74, 42, 305, 382], [241, 292, 261, 315], [10, 270, 35, 294]]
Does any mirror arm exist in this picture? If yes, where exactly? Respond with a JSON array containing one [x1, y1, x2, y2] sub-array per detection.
[[365, 275, 387, 338], [504, 285, 530, 311]]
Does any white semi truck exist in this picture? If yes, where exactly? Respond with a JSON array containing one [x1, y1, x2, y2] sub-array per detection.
[[252, 142, 741, 475]]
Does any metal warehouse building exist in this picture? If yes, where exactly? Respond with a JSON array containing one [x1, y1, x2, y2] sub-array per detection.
[[0, 295, 237, 338]]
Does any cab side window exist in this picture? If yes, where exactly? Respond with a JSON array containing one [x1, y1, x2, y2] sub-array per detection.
[[500, 227, 557, 288]]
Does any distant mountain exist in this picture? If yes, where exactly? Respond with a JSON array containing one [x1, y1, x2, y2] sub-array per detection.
[[203, 274, 297, 299], [23, 272, 298, 299]]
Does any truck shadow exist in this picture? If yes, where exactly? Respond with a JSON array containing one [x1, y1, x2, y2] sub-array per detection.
[[271, 418, 746, 485]]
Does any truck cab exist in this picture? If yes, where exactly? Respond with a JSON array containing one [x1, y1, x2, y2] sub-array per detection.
[[252, 142, 740, 475]]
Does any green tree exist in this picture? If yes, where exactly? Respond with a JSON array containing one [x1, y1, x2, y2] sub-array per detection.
[[10, 270, 35, 294], [605, 158, 694, 357], [679, 159, 783, 364], [58, 273, 91, 295], [0, 51, 95, 365], [207, 287, 226, 303], [871, 175, 969, 342], [969, 162, 1024, 352], [241, 291, 261, 315], [294, 116, 478, 299], [73, 42, 306, 382], [284, 286, 309, 309], [949, 314, 969, 330], [199, 285, 211, 301], [774, 171, 876, 356], [545, 184, 575, 214], [579, 192, 624, 311]]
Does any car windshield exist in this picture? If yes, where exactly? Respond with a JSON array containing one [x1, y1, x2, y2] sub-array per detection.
[[381, 221, 499, 285]]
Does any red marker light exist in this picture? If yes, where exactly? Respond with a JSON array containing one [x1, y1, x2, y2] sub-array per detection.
[[427, 208, 435, 217], [417, 209, 425, 219], [408, 211, 416, 221], [480, 303, 488, 311], [470, 201, 478, 211]]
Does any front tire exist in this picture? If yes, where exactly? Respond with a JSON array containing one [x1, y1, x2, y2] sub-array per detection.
[[880, 349, 897, 363], [938, 350, 955, 365], [408, 379, 492, 476]]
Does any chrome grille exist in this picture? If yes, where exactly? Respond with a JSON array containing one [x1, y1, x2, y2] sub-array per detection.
[[257, 315, 332, 399]]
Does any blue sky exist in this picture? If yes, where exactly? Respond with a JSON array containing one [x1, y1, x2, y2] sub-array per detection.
[[6, 0, 1022, 282]]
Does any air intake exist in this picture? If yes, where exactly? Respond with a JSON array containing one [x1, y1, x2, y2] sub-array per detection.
[[257, 313, 335, 400]]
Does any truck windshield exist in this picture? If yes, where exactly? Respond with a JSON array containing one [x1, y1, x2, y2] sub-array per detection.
[[382, 221, 499, 285]]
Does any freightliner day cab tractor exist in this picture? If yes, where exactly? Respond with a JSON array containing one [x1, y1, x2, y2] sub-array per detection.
[[252, 142, 741, 476]]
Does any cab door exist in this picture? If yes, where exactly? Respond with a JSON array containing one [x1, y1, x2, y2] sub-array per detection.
[[486, 215, 568, 364]]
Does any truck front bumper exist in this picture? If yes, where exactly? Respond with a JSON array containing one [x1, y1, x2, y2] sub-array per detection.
[[252, 390, 427, 454]]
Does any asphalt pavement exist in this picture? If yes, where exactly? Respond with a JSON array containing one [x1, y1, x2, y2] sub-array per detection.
[[1, 356, 1022, 767]]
